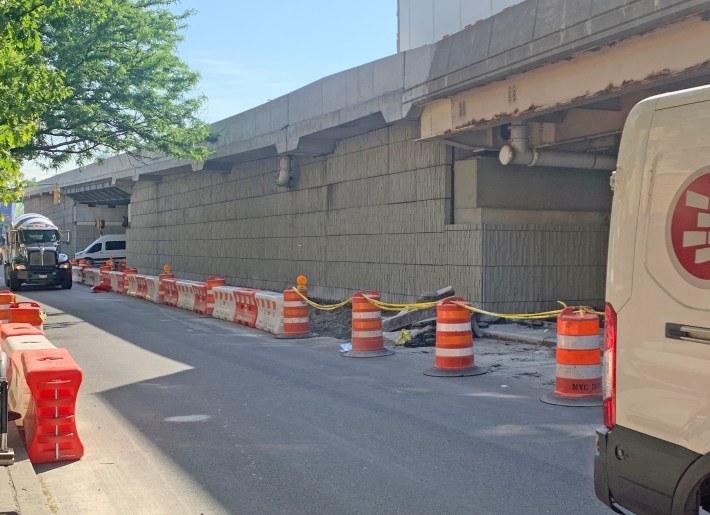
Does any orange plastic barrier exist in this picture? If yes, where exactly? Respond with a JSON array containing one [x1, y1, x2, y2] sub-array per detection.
[[99, 265, 112, 289], [136, 275, 148, 299], [9, 302, 44, 332], [342, 291, 393, 358], [424, 297, 486, 377], [22, 348, 84, 464], [158, 273, 174, 303], [2, 323, 51, 426], [201, 276, 226, 315], [161, 278, 178, 306], [0, 291, 17, 324], [541, 307, 602, 406], [234, 288, 258, 327], [1, 324, 45, 341], [122, 268, 137, 295], [277, 287, 314, 339]]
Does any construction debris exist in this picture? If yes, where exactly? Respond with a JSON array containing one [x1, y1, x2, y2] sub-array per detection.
[[382, 307, 436, 332], [416, 286, 455, 303]]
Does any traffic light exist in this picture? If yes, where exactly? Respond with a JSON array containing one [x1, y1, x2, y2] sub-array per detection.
[[95, 218, 105, 229], [52, 187, 61, 205]]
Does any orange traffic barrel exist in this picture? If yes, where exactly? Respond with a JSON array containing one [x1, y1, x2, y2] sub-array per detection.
[[276, 286, 315, 339], [0, 290, 16, 324], [541, 307, 602, 407], [424, 297, 486, 377], [342, 291, 393, 358], [9, 302, 45, 332]]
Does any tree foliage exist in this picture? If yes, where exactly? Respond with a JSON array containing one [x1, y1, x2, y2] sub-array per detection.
[[0, 0, 70, 204], [0, 0, 212, 202]]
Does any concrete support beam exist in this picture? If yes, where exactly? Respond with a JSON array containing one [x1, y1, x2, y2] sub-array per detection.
[[420, 15, 710, 140]]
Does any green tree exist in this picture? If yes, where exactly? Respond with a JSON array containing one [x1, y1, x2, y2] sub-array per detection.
[[2, 0, 212, 201], [0, 0, 70, 204]]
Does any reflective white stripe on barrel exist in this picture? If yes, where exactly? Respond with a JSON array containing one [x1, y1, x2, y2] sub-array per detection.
[[555, 364, 602, 379], [284, 301, 306, 308], [352, 311, 381, 320], [557, 334, 601, 350], [435, 347, 475, 357], [284, 317, 309, 324], [352, 330, 383, 338], [437, 323, 471, 332]]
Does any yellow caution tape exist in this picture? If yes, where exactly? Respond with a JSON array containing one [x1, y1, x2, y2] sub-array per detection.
[[361, 295, 439, 311], [289, 287, 352, 311], [290, 286, 604, 318]]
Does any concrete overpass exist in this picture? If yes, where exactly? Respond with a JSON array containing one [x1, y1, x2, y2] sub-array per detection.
[[25, 0, 710, 311]]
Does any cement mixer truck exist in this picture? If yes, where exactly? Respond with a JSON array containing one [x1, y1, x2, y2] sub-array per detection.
[[3, 213, 72, 291]]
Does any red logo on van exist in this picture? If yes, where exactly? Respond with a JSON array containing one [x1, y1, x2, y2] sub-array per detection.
[[671, 173, 710, 281]]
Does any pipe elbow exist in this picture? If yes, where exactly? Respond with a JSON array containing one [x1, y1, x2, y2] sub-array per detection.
[[275, 156, 293, 187]]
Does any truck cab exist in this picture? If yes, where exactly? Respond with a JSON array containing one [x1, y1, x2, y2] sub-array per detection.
[[595, 85, 710, 514], [3, 214, 72, 291]]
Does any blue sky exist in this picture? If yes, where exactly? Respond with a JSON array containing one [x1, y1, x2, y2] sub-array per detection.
[[24, 0, 397, 179], [174, 0, 398, 122]]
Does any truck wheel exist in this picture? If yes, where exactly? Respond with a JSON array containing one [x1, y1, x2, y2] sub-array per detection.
[[9, 272, 20, 292], [61, 276, 72, 289]]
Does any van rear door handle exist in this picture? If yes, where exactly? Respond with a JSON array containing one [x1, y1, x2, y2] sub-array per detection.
[[666, 323, 710, 344]]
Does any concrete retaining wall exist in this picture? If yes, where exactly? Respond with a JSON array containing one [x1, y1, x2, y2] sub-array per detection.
[[126, 121, 607, 311]]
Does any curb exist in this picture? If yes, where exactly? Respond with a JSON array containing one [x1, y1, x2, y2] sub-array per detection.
[[479, 327, 558, 347], [1, 423, 52, 515]]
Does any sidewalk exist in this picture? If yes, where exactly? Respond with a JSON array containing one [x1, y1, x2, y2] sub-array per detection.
[[0, 422, 51, 515]]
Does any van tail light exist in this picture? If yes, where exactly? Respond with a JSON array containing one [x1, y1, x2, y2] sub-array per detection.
[[603, 302, 617, 429]]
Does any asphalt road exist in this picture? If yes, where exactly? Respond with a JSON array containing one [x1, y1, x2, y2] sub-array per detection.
[[15, 283, 610, 515]]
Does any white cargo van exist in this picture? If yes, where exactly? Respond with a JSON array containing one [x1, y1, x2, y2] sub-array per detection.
[[74, 234, 126, 265], [595, 85, 710, 514]]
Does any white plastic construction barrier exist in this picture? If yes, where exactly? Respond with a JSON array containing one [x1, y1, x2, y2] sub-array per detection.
[[109, 271, 124, 293], [126, 274, 140, 297], [255, 291, 285, 335], [83, 268, 101, 287], [212, 286, 238, 322], [144, 276, 162, 303], [71, 267, 83, 284], [176, 280, 201, 311], [2, 324, 54, 426]]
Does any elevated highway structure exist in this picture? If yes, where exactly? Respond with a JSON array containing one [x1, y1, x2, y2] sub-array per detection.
[[25, 0, 710, 311]]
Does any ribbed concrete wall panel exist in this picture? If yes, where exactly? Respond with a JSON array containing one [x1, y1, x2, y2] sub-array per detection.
[[542, 264, 606, 302], [483, 266, 544, 303], [444, 229, 483, 266], [542, 228, 609, 266], [484, 229, 547, 267]]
